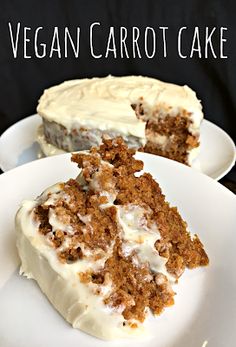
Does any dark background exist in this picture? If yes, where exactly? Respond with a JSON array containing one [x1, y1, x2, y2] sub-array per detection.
[[0, 0, 235, 183]]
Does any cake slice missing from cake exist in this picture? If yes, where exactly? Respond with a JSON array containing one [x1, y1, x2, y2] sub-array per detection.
[[37, 75, 203, 166], [16, 137, 208, 340]]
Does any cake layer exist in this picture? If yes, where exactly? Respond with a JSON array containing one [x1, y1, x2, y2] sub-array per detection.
[[144, 114, 200, 165], [16, 138, 208, 340]]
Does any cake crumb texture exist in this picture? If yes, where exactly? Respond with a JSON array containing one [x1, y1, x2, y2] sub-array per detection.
[[34, 137, 209, 323]]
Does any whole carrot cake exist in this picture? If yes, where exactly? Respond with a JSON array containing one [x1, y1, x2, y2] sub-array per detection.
[[37, 75, 203, 165], [16, 137, 208, 340]]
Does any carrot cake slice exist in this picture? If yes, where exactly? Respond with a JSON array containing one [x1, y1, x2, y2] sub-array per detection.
[[16, 137, 208, 340], [37, 75, 203, 166]]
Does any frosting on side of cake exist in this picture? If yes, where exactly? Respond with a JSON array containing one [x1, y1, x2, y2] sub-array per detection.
[[16, 187, 148, 339], [37, 124, 66, 156], [37, 76, 203, 140], [16, 182, 169, 339]]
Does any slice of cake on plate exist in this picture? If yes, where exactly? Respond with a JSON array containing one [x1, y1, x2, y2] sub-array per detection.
[[37, 75, 203, 166], [16, 137, 208, 340]]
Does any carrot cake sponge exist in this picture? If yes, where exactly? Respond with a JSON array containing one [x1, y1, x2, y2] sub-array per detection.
[[15, 138, 208, 340], [37, 75, 203, 166]]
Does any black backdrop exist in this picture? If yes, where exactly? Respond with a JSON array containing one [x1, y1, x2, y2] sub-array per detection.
[[0, 0, 235, 178]]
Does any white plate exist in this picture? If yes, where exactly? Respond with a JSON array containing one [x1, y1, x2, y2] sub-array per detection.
[[0, 152, 236, 347], [0, 115, 235, 180]]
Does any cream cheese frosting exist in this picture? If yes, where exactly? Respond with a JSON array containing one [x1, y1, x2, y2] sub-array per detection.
[[37, 124, 66, 157], [15, 171, 170, 339], [37, 75, 203, 140]]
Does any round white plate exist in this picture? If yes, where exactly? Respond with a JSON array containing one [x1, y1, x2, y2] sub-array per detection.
[[0, 152, 235, 347], [0, 115, 235, 180]]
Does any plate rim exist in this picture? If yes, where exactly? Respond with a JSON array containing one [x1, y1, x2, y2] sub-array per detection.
[[201, 119, 236, 180]]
